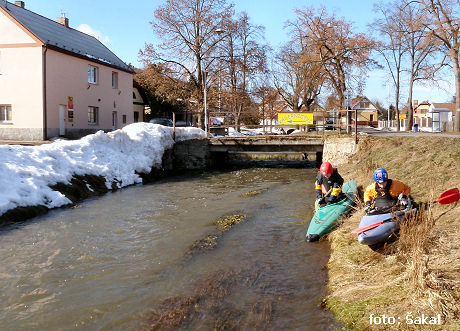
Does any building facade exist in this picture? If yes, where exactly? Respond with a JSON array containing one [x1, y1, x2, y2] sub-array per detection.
[[0, 1, 134, 140]]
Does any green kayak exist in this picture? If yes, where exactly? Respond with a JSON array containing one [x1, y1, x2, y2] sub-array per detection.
[[306, 180, 357, 242]]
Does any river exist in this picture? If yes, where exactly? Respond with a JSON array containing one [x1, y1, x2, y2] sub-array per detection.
[[0, 166, 340, 330]]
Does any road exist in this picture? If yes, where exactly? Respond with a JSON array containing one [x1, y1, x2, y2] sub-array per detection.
[[357, 127, 460, 138]]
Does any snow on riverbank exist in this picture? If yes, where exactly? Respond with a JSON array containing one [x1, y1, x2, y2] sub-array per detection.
[[0, 123, 206, 216]]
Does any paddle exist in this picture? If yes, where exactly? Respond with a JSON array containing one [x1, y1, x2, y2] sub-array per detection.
[[435, 188, 459, 205], [352, 188, 459, 235], [351, 209, 411, 234], [317, 187, 333, 205]]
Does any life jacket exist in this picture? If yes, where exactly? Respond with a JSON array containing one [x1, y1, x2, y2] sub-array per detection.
[[374, 179, 397, 209], [316, 169, 343, 199], [321, 182, 330, 194]]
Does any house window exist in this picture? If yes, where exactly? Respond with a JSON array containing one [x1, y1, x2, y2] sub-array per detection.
[[133, 111, 139, 123], [360, 101, 370, 108], [0, 105, 12, 122], [88, 106, 98, 124], [112, 71, 118, 89], [133, 92, 136, 99], [88, 65, 98, 84], [122, 114, 127, 124]]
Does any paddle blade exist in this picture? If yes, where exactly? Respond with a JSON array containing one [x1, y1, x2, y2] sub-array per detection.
[[352, 221, 384, 234], [436, 188, 459, 205]]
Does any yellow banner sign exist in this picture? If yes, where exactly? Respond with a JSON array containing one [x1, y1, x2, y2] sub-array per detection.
[[399, 114, 406, 119], [278, 112, 313, 125]]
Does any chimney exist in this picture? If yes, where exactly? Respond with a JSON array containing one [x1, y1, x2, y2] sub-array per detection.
[[14, 1, 25, 8], [56, 15, 69, 28]]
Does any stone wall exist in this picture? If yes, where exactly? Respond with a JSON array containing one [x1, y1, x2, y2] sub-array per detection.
[[322, 137, 357, 165], [163, 138, 211, 170]]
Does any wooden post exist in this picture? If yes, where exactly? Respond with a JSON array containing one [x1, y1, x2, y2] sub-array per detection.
[[173, 112, 176, 141], [354, 109, 358, 144], [322, 111, 325, 140]]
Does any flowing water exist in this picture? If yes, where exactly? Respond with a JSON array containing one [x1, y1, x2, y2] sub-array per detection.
[[0, 166, 340, 330]]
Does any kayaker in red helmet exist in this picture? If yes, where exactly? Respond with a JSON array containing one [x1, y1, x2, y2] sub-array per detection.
[[363, 168, 411, 212], [315, 162, 344, 207]]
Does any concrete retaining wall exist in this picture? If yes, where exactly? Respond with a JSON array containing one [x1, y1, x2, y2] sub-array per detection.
[[163, 138, 211, 170], [166, 136, 358, 170], [322, 137, 357, 165]]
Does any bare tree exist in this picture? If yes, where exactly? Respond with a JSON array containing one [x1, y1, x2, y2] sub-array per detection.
[[221, 12, 267, 131], [252, 78, 273, 133], [418, 0, 460, 131], [400, 0, 444, 129], [135, 64, 191, 103], [374, 1, 408, 131], [293, 6, 377, 107], [140, 0, 234, 129], [273, 22, 326, 113]]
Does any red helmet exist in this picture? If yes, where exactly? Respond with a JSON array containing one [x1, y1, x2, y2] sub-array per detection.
[[320, 162, 333, 177]]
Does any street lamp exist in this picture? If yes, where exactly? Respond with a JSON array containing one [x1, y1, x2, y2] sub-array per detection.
[[202, 70, 208, 135], [202, 29, 225, 136]]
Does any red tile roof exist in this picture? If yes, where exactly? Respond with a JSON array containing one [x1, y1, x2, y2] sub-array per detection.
[[431, 103, 456, 112]]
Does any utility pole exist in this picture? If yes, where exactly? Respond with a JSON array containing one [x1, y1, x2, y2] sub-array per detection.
[[387, 84, 390, 127], [203, 70, 208, 136], [215, 28, 224, 112], [345, 89, 351, 134]]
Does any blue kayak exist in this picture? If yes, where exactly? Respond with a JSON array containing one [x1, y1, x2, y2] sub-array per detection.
[[357, 208, 416, 246], [306, 180, 357, 242]]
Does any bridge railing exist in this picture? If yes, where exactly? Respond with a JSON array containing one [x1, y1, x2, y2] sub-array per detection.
[[169, 109, 358, 144], [206, 109, 358, 144]]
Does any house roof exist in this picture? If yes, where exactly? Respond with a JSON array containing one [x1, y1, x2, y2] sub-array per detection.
[[414, 101, 431, 110], [415, 100, 430, 106], [0, 1, 133, 73], [430, 103, 456, 112], [351, 96, 365, 108], [351, 96, 376, 109]]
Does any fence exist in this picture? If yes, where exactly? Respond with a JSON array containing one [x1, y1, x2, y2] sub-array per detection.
[[378, 117, 456, 132]]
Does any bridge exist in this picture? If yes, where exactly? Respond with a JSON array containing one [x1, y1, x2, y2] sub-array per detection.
[[209, 135, 323, 153], [168, 134, 361, 170], [208, 135, 324, 164]]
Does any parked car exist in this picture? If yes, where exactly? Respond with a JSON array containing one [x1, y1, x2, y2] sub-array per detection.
[[325, 120, 334, 130], [175, 120, 193, 127], [149, 118, 173, 127], [210, 117, 223, 126]]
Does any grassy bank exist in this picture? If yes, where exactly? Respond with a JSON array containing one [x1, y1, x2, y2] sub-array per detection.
[[325, 136, 460, 330]]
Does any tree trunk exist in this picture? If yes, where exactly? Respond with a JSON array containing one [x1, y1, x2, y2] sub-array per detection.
[[407, 75, 414, 131], [453, 55, 460, 132], [395, 88, 400, 132]]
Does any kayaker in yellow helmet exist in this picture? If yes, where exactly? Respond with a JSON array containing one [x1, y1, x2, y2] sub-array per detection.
[[364, 168, 411, 212], [315, 162, 344, 207]]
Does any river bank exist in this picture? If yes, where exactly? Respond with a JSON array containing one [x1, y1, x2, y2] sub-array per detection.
[[0, 123, 207, 227], [324, 136, 460, 330]]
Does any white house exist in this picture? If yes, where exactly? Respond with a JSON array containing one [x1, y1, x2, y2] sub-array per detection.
[[350, 96, 379, 126], [426, 103, 455, 132]]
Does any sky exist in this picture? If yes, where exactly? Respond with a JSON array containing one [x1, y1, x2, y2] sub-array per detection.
[[18, 0, 456, 106], [0, 123, 208, 216]]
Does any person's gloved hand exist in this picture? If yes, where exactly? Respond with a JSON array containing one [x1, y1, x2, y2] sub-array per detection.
[[364, 202, 372, 213], [398, 193, 408, 207]]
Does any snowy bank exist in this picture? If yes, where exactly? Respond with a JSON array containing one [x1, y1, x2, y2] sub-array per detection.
[[0, 123, 206, 217]]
